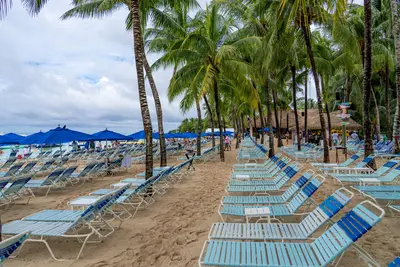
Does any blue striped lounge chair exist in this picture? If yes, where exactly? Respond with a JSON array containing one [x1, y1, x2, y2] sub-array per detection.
[[0, 231, 31, 264], [312, 152, 362, 167], [331, 159, 400, 180], [2, 185, 129, 260], [210, 188, 353, 241], [231, 157, 291, 177], [223, 171, 315, 205], [199, 201, 384, 267], [24, 168, 66, 197], [0, 163, 24, 178], [0, 158, 17, 170], [388, 257, 400, 267], [17, 161, 38, 175], [69, 162, 98, 185], [233, 154, 281, 170], [334, 165, 400, 184], [33, 159, 56, 174], [0, 175, 32, 207], [330, 155, 376, 174], [227, 165, 301, 194], [230, 160, 297, 180], [219, 176, 324, 222]]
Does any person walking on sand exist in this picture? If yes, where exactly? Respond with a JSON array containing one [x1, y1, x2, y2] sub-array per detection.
[[224, 135, 230, 151]]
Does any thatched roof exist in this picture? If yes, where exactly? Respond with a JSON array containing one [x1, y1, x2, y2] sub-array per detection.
[[255, 110, 304, 130], [288, 109, 362, 131]]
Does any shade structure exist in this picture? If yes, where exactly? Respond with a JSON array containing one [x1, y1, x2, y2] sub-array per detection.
[[35, 127, 93, 145], [206, 131, 234, 137], [3, 133, 25, 142], [0, 135, 19, 145], [129, 130, 145, 140], [19, 131, 46, 145], [91, 129, 132, 141]]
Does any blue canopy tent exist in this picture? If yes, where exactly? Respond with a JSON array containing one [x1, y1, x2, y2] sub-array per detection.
[[257, 127, 270, 132], [91, 129, 132, 141], [129, 130, 145, 140]]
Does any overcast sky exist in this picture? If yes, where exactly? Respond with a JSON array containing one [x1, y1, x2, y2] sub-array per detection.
[[0, 0, 362, 135]]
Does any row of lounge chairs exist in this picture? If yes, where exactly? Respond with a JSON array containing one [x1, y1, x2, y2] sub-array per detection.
[[1, 143, 219, 263], [198, 137, 386, 267]]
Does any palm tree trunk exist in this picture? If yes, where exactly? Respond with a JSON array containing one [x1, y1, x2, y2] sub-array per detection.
[[301, 25, 329, 162], [204, 95, 215, 147], [391, 0, 400, 153], [131, 0, 153, 178], [385, 65, 392, 140], [143, 56, 167, 167], [291, 66, 301, 151], [371, 88, 381, 140], [345, 75, 351, 101], [213, 79, 224, 161], [272, 87, 283, 147], [363, 0, 375, 164], [321, 76, 332, 147], [258, 101, 265, 145], [253, 109, 257, 141], [304, 74, 308, 143], [265, 79, 274, 156], [196, 98, 202, 156], [223, 117, 227, 133]]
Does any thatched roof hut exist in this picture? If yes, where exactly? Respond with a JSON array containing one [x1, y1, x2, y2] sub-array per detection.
[[289, 109, 362, 131], [255, 110, 304, 130]]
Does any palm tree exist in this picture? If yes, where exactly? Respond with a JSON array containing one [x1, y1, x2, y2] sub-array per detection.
[[391, 0, 400, 153], [362, 0, 375, 161]]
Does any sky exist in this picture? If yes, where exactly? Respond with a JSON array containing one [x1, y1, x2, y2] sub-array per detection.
[[0, 0, 362, 135]]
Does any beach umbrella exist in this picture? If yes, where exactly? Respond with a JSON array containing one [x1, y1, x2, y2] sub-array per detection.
[[0, 135, 19, 145], [91, 129, 133, 141], [129, 130, 145, 140], [35, 126, 93, 144], [3, 133, 25, 142], [19, 131, 46, 145]]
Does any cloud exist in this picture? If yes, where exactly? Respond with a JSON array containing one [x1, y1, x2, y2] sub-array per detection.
[[0, 1, 207, 135]]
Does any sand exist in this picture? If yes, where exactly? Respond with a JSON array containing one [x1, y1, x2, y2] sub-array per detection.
[[2, 141, 400, 267]]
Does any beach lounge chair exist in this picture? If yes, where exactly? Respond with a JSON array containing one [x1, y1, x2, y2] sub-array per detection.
[[0, 231, 31, 264], [0, 163, 24, 178], [331, 155, 376, 174], [33, 159, 56, 174], [0, 158, 17, 170], [227, 165, 301, 193], [311, 152, 362, 168], [0, 175, 32, 207], [199, 201, 384, 267], [210, 188, 353, 241], [232, 154, 281, 170], [388, 257, 400, 267], [231, 157, 290, 176], [223, 172, 315, 205], [219, 175, 324, 222], [1, 187, 128, 261], [331, 159, 399, 180], [17, 161, 38, 175], [333, 165, 400, 184], [69, 162, 98, 185], [230, 159, 294, 180], [24, 168, 65, 197]]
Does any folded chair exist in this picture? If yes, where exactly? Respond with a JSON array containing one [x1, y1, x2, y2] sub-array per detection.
[[199, 201, 384, 267], [210, 188, 353, 241]]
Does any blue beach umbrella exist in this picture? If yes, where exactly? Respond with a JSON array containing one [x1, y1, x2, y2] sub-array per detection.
[[91, 129, 132, 141], [20, 131, 46, 145], [0, 135, 19, 145], [3, 133, 25, 142], [35, 126, 93, 145], [129, 130, 145, 140]]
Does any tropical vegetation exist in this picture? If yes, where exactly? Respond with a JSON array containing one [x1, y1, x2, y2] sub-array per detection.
[[1, 0, 400, 168]]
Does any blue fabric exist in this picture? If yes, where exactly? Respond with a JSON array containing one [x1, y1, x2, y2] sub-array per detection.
[[319, 196, 343, 218], [0, 135, 18, 145], [2, 133, 25, 142], [19, 131, 46, 145], [91, 129, 132, 141], [338, 211, 372, 242], [295, 175, 309, 188], [302, 182, 318, 197], [35, 127, 93, 145], [383, 161, 398, 168]]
